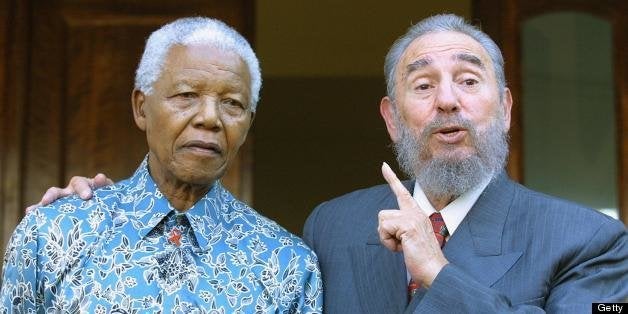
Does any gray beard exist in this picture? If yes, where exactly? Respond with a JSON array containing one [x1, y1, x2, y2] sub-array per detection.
[[393, 113, 509, 201]]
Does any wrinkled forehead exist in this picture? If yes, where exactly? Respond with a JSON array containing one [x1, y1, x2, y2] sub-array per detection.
[[161, 44, 251, 88], [397, 31, 494, 79], [165, 44, 247, 72]]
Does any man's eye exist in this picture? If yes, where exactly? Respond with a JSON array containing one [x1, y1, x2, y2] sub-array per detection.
[[177, 92, 197, 99], [463, 79, 478, 86], [223, 98, 243, 108], [415, 84, 431, 91]]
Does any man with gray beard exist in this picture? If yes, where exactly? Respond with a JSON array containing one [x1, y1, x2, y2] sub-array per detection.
[[393, 111, 508, 201], [303, 14, 627, 313], [28, 13, 627, 314]]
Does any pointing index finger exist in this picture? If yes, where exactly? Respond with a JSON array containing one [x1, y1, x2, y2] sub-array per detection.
[[381, 162, 417, 211]]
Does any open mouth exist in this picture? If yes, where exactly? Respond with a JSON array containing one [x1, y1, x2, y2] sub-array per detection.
[[433, 126, 467, 143]]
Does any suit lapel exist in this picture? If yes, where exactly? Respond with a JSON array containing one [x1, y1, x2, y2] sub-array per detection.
[[405, 172, 523, 313], [443, 224, 522, 287], [352, 174, 524, 313], [444, 172, 523, 286], [349, 180, 414, 314]]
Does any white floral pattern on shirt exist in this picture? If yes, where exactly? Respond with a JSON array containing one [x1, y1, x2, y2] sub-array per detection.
[[1, 157, 323, 313]]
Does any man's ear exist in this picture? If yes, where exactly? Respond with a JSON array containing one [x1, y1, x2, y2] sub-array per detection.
[[132, 89, 147, 131], [380, 96, 400, 142], [502, 88, 513, 132]]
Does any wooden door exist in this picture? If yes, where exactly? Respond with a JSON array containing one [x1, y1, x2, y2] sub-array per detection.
[[0, 0, 254, 266]]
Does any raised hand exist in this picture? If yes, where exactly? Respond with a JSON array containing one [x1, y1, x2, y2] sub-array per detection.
[[25, 173, 114, 213], [378, 162, 448, 288]]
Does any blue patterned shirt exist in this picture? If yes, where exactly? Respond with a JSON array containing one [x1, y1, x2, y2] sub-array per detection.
[[1, 158, 323, 313]]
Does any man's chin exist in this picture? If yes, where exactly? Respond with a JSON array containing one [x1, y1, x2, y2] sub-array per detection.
[[172, 160, 229, 186], [416, 156, 487, 199], [428, 150, 476, 164], [179, 172, 225, 186]]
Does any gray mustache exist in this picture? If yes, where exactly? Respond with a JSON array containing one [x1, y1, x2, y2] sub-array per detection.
[[421, 115, 476, 138]]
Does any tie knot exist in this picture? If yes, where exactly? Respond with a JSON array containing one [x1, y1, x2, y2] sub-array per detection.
[[429, 212, 448, 248]]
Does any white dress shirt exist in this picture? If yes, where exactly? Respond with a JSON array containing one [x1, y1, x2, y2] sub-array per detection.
[[406, 177, 492, 283], [412, 177, 491, 237]]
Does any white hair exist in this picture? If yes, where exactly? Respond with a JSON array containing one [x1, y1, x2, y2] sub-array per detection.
[[135, 17, 262, 111]]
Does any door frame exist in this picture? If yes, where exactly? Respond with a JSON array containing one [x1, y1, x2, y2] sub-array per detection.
[[473, 0, 628, 224]]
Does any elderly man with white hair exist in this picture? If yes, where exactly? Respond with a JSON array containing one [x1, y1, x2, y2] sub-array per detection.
[[1, 17, 322, 313]]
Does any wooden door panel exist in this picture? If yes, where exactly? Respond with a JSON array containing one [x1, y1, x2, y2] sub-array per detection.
[[23, 5, 66, 208], [63, 17, 158, 189]]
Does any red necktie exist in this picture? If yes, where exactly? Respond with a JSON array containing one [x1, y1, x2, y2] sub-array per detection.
[[408, 212, 449, 298]]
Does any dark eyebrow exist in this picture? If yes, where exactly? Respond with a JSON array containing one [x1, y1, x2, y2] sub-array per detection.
[[455, 53, 485, 69], [405, 57, 432, 77]]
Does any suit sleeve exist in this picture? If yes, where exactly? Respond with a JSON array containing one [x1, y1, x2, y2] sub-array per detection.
[[303, 202, 325, 250], [0, 211, 41, 312], [413, 219, 628, 314], [544, 220, 627, 311]]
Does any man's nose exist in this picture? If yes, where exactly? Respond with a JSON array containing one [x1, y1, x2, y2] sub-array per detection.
[[192, 96, 223, 131], [435, 81, 459, 114]]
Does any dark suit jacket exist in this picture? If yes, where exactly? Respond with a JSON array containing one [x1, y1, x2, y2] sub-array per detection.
[[303, 172, 627, 313]]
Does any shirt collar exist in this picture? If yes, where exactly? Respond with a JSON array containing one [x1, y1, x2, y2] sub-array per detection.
[[412, 177, 492, 235], [121, 156, 232, 252]]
